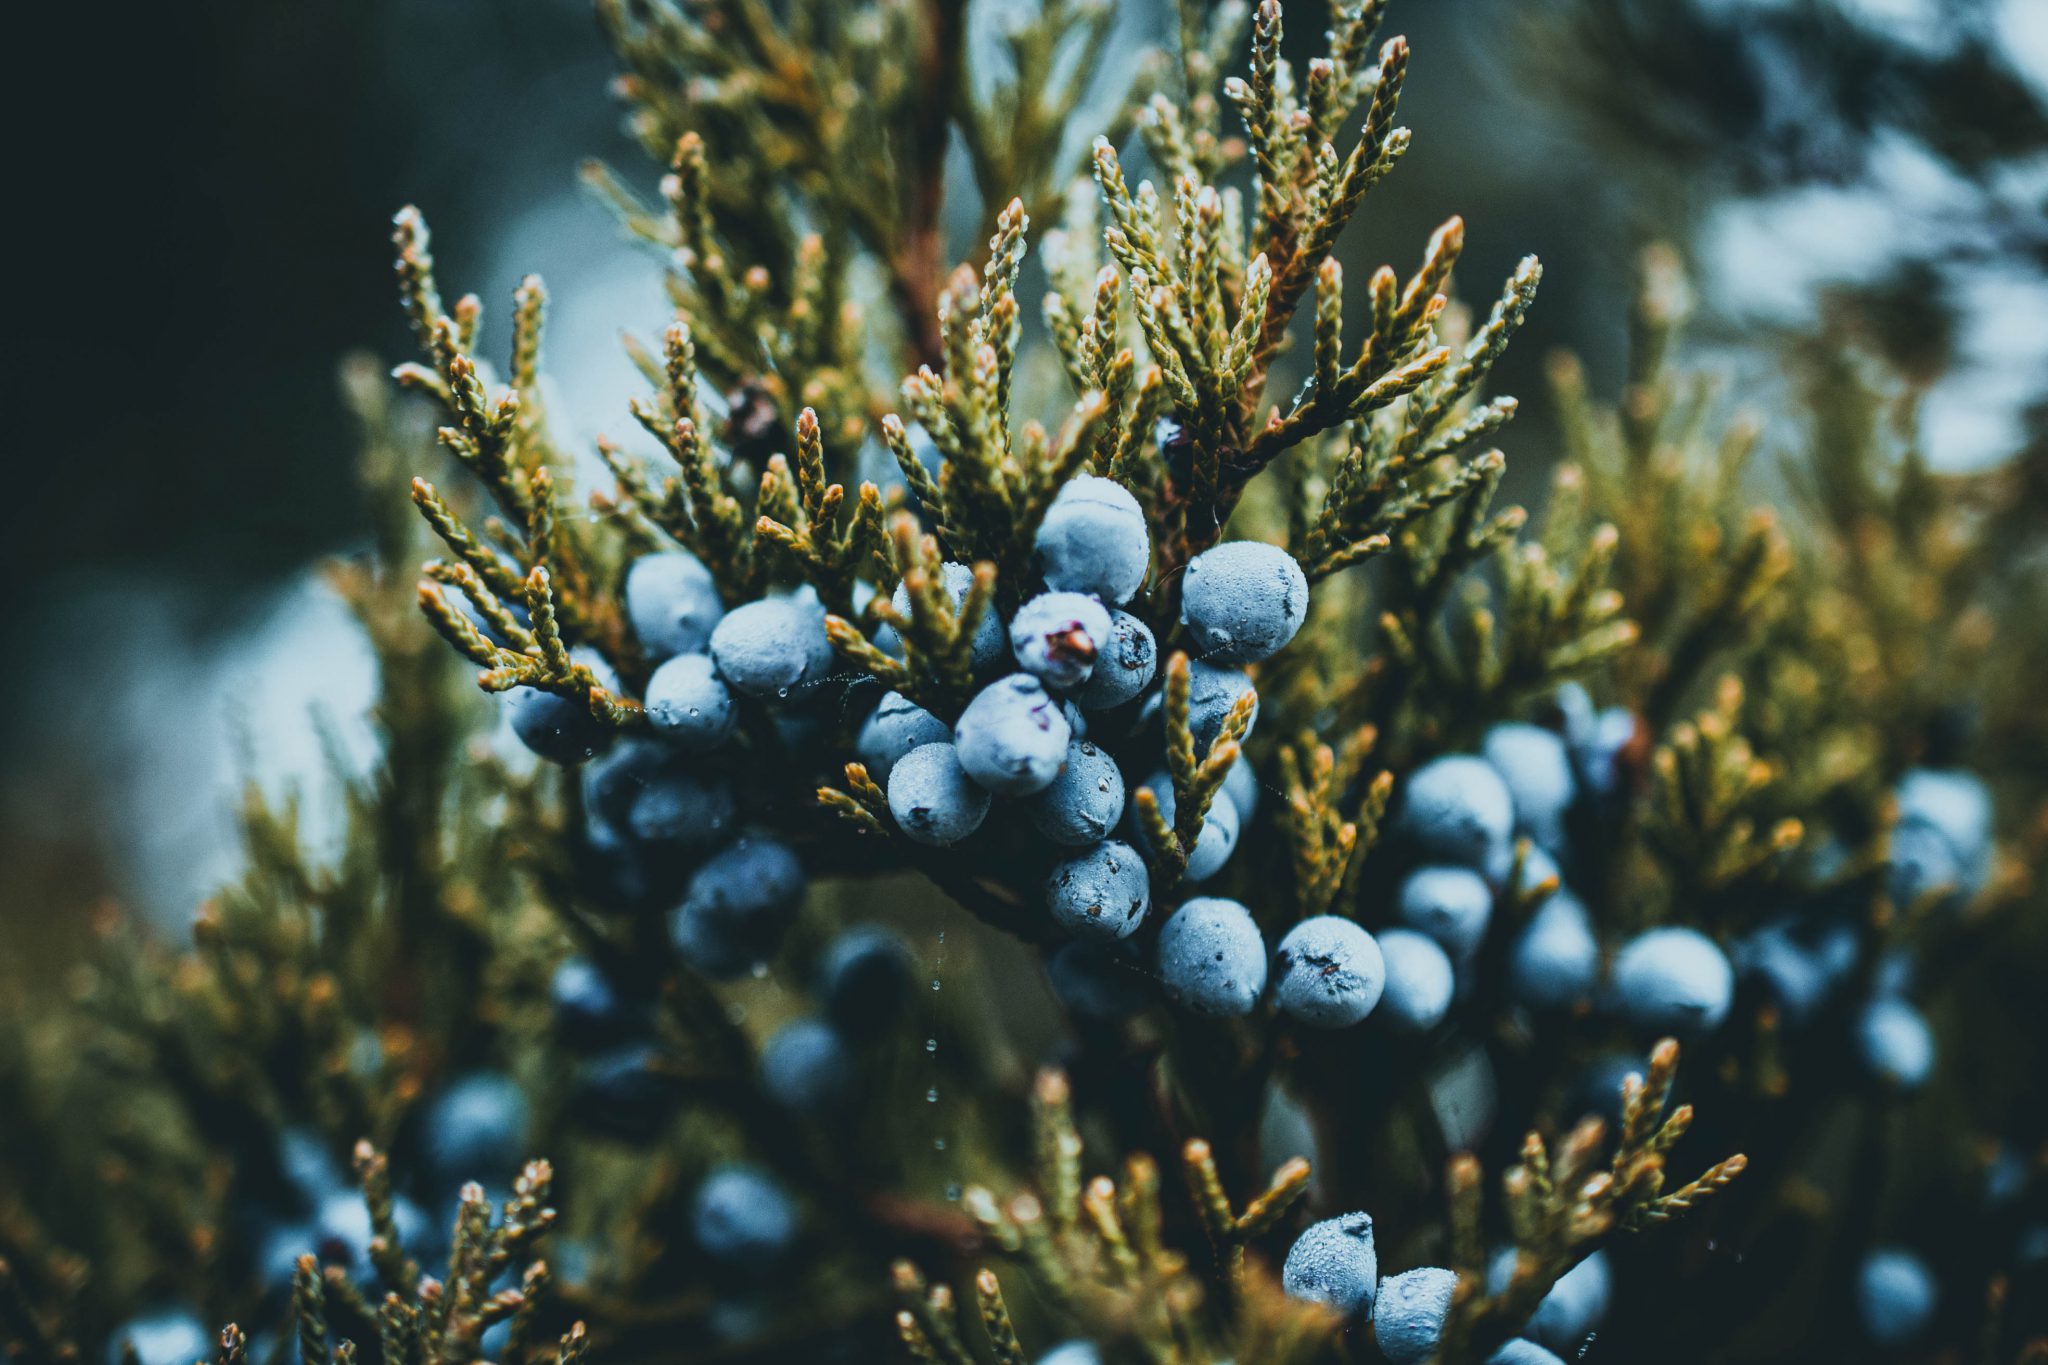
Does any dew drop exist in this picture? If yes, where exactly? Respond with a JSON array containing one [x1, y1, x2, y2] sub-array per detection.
[[925, 1037, 938, 1053], [751, 961, 770, 979], [945, 1183, 961, 1201], [933, 1137, 947, 1151], [931, 979, 942, 992], [926, 1087, 940, 1103]]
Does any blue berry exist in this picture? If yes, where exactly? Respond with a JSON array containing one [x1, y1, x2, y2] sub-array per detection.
[[313, 1189, 428, 1274], [1035, 473, 1151, 604], [581, 739, 667, 831], [627, 767, 735, 849], [1557, 682, 1637, 797], [1077, 611, 1157, 709], [1028, 741, 1126, 846], [1482, 722, 1575, 852], [1895, 766, 1992, 893], [1179, 540, 1309, 664], [856, 692, 950, 783], [692, 1164, 798, 1271], [574, 1041, 680, 1140], [1490, 1247, 1611, 1354], [670, 837, 807, 978], [422, 1072, 529, 1184], [1397, 755, 1515, 869], [106, 1311, 211, 1365], [1485, 1341, 1564, 1365], [1610, 927, 1733, 1036], [817, 926, 915, 1038], [1857, 1248, 1935, 1347], [576, 810, 688, 914], [1857, 996, 1935, 1090], [625, 551, 724, 660], [644, 653, 737, 750], [1736, 920, 1845, 1027], [1375, 929, 1455, 1033], [1133, 773, 1240, 881], [1373, 1266, 1458, 1365], [671, 908, 751, 979], [710, 597, 834, 700], [1887, 819, 1965, 908], [1046, 942, 1151, 1018], [1396, 865, 1495, 962], [1187, 660, 1259, 753], [1273, 916, 1386, 1028], [1045, 840, 1151, 941], [954, 675, 1072, 795], [1280, 1212, 1377, 1316], [759, 1016, 856, 1112], [887, 742, 992, 846], [893, 562, 1007, 673], [1011, 591, 1115, 690], [1156, 897, 1267, 1017], [507, 647, 619, 764], [1507, 891, 1599, 1011], [1035, 1343, 1104, 1365], [551, 957, 643, 1050]]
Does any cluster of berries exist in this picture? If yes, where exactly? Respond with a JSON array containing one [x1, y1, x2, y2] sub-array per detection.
[[1276, 1210, 1612, 1363]]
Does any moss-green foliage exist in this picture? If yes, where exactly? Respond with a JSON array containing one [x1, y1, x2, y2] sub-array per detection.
[[3, 3, 2044, 1365]]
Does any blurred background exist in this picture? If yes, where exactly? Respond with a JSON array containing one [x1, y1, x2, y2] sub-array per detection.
[[6, 0, 2044, 938]]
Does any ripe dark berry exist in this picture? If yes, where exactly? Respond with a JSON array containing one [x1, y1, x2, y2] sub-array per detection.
[[817, 926, 915, 1038], [1011, 591, 1115, 690], [645, 652, 737, 750], [1179, 540, 1309, 664], [1272, 916, 1385, 1029], [1280, 1212, 1377, 1316], [954, 675, 1072, 795], [625, 551, 724, 660], [855, 692, 950, 783], [1076, 610, 1157, 710], [691, 1164, 797, 1271], [887, 742, 993, 846], [1156, 897, 1266, 1017], [1034, 474, 1150, 605], [1045, 840, 1150, 941], [1027, 740, 1126, 846], [710, 597, 834, 700]]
